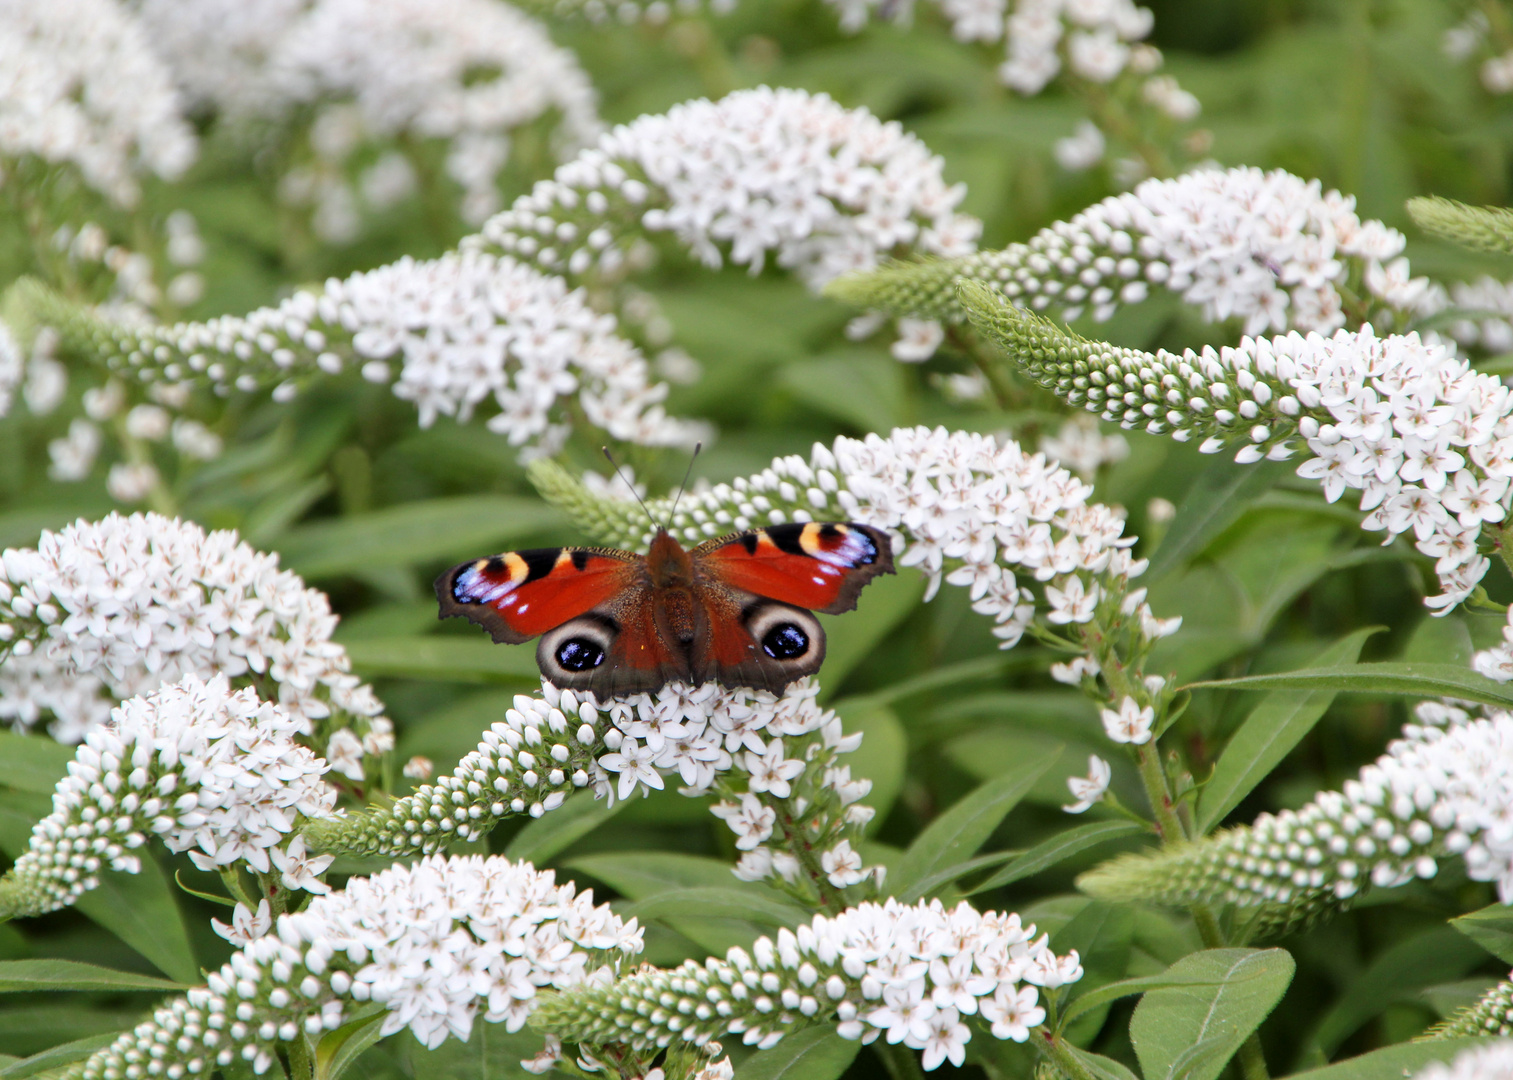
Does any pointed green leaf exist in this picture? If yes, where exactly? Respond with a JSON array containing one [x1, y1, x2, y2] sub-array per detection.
[[624, 887, 809, 928], [0, 732, 71, 794], [1058, 1044, 1139, 1080], [74, 854, 199, 984], [1452, 904, 1513, 965], [892, 745, 1060, 898], [314, 1006, 387, 1080], [971, 820, 1145, 895], [1196, 627, 1383, 833], [734, 1026, 859, 1080], [1145, 460, 1289, 582], [342, 636, 541, 683], [1185, 662, 1513, 710], [1287, 1038, 1490, 1080], [1129, 949, 1294, 1080], [503, 792, 626, 865], [0, 1033, 123, 1079], [0, 960, 187, 994], [274, 496, 564, 578]]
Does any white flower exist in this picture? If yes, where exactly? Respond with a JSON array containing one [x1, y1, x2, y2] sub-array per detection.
[[598, 738, 663, 801], [270, 835, 335, 895], [73, 854, 642, 1079], [710, 794, 775, 851], [0, 320, 21, 420], [1063, 755, 1111, 812], [891, 319, 946, 362], [1054, 120, 1106, 172], [0, 674, 334, 917], [822, 839, 866, 887], [402, 755, 434, 780], [980, 984, 1045, 1042], [521, 1035, 564, 1075], [1050, 655, 1100, 685], [47, 419, 102, 482], [0, 512, 386, 742], [211, 900, 273, 947], [325, 728, 366, 782], [105, 462, 160, 504], [1041, 416, 1128, 477], [531, 896, 1076, 1068], [473, 87, 981, 358], [0, 0, 196, 205], [84, 252, 703, 456], [939, 166, 1415, 335], [1101, 698, 1153, 745], [745, 738, 805, 799]]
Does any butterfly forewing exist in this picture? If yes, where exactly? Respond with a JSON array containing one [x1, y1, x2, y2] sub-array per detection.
[[436, 547, 640, 642], [692, 522, 894, 614]]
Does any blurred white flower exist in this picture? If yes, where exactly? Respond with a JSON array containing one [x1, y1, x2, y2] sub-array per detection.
[[1063, 755, 1111, 812]]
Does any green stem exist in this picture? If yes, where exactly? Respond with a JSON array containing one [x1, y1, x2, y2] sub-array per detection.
[[1497, 522, 1513, 581], [947, 325, 1020, 411], [1134, 743, 1184, 844], [1039, 1030, 1098, 1080], [286, 1033, 313, 1080], [773, 803, 846, 913]]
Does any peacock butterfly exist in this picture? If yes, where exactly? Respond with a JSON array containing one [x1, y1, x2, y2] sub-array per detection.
[[436, 520, 895, 697]]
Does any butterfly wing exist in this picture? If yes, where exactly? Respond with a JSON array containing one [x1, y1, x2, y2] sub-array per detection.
[[691, 522, 895, 613], [687, 522, 895, 692], [436, 546, 692, 696]]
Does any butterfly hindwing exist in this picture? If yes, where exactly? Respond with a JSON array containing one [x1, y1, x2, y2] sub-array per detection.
[[436, 547, 641, 643], [689, 585, 827, 693], [692, 522, 895, 614]]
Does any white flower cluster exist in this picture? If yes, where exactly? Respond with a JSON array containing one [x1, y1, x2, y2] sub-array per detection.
[[470, 86, 979, 312], [0, 319, 20, 419], [0, 512, 385, 742], [0, 0, 196, 206], [841, 166, 1426, 345], [73, 855, 643, 1078], [33, 253, 701, 456], [306, 678, 881, 899], [1081, 702, 1513, 927], [964, 292, 1513, 610], [0, 674, 334, 919], [1039, 415, 1128, 478], [549, 426, 1170, 654], [535, 897, 1081, 1071], [134, 0, 599, 228], [1412, 1041, 1513, 1080]]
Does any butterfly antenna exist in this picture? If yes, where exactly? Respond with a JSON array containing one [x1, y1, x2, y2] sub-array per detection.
[[601, 446, 662, 529], [668, 442, 702, 522]]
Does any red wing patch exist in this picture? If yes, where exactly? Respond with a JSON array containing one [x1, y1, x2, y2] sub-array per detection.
[[693, 522, 895, 615], [436, 547, 641, 642]]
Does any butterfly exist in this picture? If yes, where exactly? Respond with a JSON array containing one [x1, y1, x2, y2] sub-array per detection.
[[436, 521, 895, 697]]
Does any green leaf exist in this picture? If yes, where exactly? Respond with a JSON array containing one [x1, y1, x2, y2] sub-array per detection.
[[1195, 627, 1383, 833], [1305, 926, 1486, 1057], [0, 960, 187, 994], [342, 636, 541, 683], [778, 352, 908, 434], [1129, 948, 1294, 1080], [1063, 965, 1290, 1026], [1057, 1044, 1139, 1080], [503, 793, 626, 866], [0, 732, 71, 794], [0, 1033, 122, 1079], [816, 570, 925, 697], [314, 1006, 387, 1080], [1185, 662, 1513, 710], [831, 700, 906, 830], [1287, 1038, 1490, 1080], [1145, 460, 1289, 582], [565, 852, 738, 898], [624, 887, 809, 927], [970, 821, 1145, 895], [891, 745, 1059, 898], [1452, 903, 1513, 965], [566, 852, 777, 956], [274, 496, 564, 578], [734, 1026, 859, 1080], [74, 854, 200, 984], [893, 848, 1024, 905]]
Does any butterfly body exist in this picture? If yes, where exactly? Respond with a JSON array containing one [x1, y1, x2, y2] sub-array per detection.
[[437, 522, 894, 697]]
